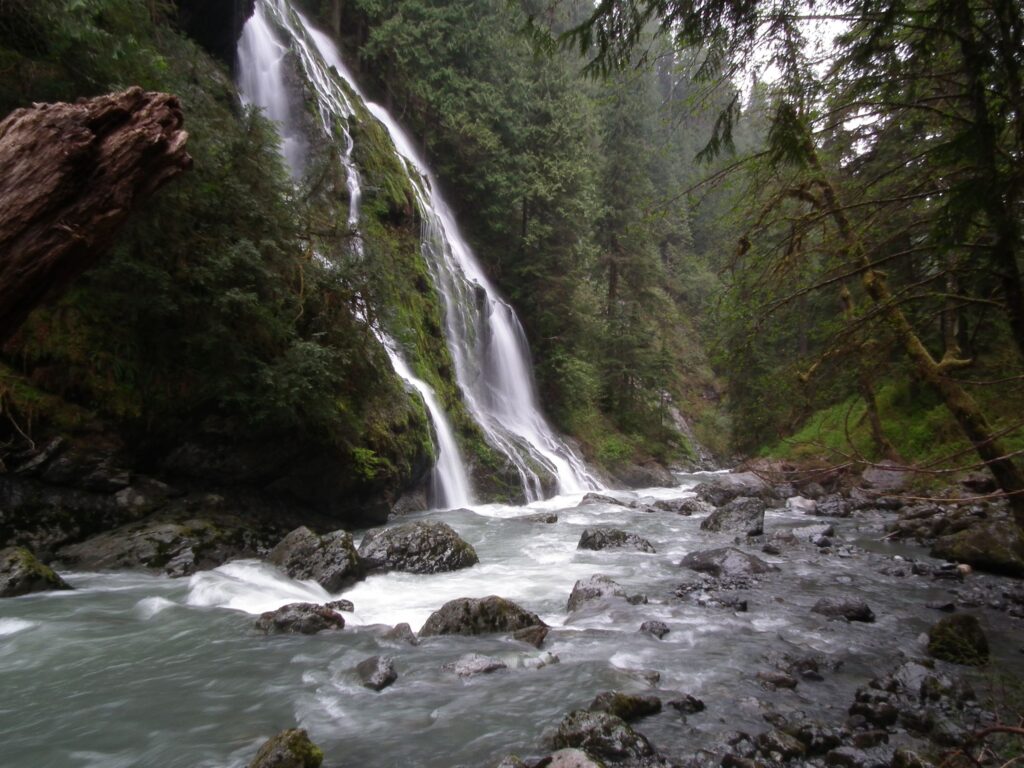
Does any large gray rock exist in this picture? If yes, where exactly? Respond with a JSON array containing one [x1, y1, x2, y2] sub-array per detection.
[[254, 603, 345, 635], [700, 497, 766, 535], [268, 526, 364, 591], [248, 728, 323, 768], [567, 574, 646, 612], [544, 749, 605, 768], [680, 547, 778, 578], [419, 595, 546, 637], [0, 546, 71, 597], [355, 655, 397, 691], [578, 528, 656, 553], [358, 520, 478, 574], [550, 710, 655, 762], [58, 517, 259, 577], [442, 653, 508, 677]]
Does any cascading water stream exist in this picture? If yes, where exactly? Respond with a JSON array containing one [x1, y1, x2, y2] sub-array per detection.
[[237, 0, 470, 508], [239, 0, 601, 503]]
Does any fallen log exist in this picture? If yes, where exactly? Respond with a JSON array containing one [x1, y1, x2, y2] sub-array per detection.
[[0, 87, 192, 343]]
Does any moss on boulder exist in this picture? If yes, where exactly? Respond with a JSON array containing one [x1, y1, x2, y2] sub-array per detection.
[[927, 614, 989, 666], [248, 728, 323, 768], [931, 520, 1024, 577], [0, 546, 71, 597]]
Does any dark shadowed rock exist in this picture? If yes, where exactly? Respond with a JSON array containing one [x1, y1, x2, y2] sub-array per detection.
[[420, 595, 545, 637], [248, 728, 323, 768], [680, 547, 778, 578], [355, 655, 397, 691], [757, 671, 798, 690], [756, 730, 806, 760], [325, 599, 354, 612], [513, 512, 559, 524], [654, 497, 713, 515], [358, 520, 478, 574], [550, 709, 655, 761], [668, 695, 705, 714], [513, 624, 549, 648], [589, 691, 662, 721], [640, 620, 670, 639], [0, 546, 71, 597], [443, 653, 508, 677], [578, 528, 656, 553], [255, 603, 345, 635], [931, 520, 1024, 577], [927, 614, 989, 666], [268, 526, 363, 591], [812, 597, 875, 623], [816, 494, 852, 518], [700, 497, 766, 535]]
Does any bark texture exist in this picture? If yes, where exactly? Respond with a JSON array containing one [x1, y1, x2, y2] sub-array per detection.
[[0, 87, 191, 343]]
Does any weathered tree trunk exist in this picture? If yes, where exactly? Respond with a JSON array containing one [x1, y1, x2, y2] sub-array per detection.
[[0, 87, 191, 344], [804, 144, 1024, 527]]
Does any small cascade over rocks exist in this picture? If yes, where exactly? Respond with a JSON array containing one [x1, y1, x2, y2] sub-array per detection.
[[236, 0, 600, 505]]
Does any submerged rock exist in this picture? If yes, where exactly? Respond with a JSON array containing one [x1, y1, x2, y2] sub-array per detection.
[[443, 653, 508, 677], [248, 728, 323, 768], [578, 528, 656, 553], [700, 497, 766, 536], [680, 547, 777, 579], [927, 614, 989, 666], [668, 695, 705, 715], [255, 603, 345, 635], [358, 520, 478, 574], [420, 595, 545, 637], [268, 527, 364, 591], [355, 655, 397, 691], [588, 691, 662, 721], [639, 620, 670, 639], [0, 546, 71, 597], [930, 520, 1024, 577], [550, 709, 655, 762], [812, 597, 876, 623]]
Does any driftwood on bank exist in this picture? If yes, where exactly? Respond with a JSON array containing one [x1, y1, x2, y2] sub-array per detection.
[[0, 87, 192, 343]]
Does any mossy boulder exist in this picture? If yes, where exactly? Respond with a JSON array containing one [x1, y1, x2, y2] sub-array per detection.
[[254, 603, 345, 635], [588, 691, 662, 722], [577, 528, 656, 553], [358, 520, 478, 574], [268, 527, 365, 591], [549, 710, 654, 762], [419, 595, 546, 637], [700, 496, 766, 536], [931, 520, 1024, 577], [0, 546, 72, 597], [927, 614, 989, 666], [248, 728, 323, 768]]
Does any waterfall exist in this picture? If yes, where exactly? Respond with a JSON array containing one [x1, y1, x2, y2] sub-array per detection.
[[237, 0, 600, 503]]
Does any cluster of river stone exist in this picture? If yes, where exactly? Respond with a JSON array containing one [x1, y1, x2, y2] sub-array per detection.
[[0, 470, 1015, 768]]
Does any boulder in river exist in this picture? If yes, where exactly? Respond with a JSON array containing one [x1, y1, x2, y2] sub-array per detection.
[[420, 595, 545, 637], [653, 497, 713, 515], [588, 691, 662, 721], [567, 574, 646, 612], [268, 526, 364, 591], [543, 749, 605, 768], [248, 728, 323, 768], [930, 520, 1024, 577], [512, 624, 549, 648], [927, 614, 989, 666], [443, 653, 508, 677], [580, 492, 630, 507], [680, 547, 778, 579], [355, 655, 397, 691], [382, 622, 419, 645], [668, 695, 705, 715], [0, 546, 71, 597], [254, 603, 345, 635], [812, 597, 876, 623], [549, 709, 655, 762], [358, 520, 478, 574], [700, 496, 766, 535], [787, 496, 818, 515], [639, 620, 670, 639], [577, 528, 656, 553]]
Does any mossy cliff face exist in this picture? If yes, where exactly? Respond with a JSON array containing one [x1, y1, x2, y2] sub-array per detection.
[[0, 0, 435, 542]]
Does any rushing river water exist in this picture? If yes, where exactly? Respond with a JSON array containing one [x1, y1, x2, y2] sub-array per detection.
[[1, 476, 1021, 767]]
